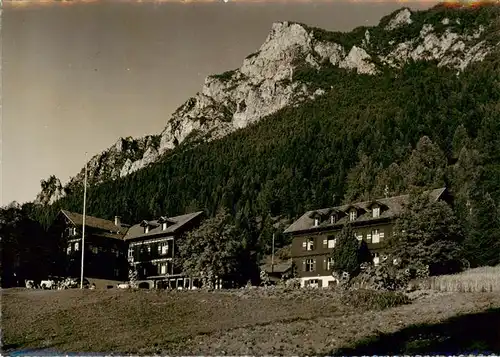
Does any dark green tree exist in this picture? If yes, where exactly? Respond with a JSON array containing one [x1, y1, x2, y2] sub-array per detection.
[[0, 202, 51, 287], [452, 124, 472, 159], [402, 136, 448, 189], [463, 192, 500, 267], [330, 224, 373, 277], [177, 208, 251, 287], [343, 154, 382, 203], [389, 192, 465, 276]]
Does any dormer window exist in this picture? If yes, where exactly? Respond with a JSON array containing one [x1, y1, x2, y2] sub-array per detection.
[[368, 201, 386, 219], [349, 210, 357, 221], [140, 220, 150, 234], [158, 216, 175, 231], [309, 212, 322, 227], [330, 215, 336, 224]]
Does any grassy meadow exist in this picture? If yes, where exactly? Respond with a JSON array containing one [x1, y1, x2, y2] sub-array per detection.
[[417, 266, 500, 293], [2, 275, 500, 355]]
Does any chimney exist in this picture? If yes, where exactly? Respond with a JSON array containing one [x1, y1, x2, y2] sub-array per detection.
[[115, 216, 121, 227]]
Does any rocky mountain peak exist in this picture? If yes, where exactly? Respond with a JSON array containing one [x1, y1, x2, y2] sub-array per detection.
[[385, 8, 413, 30], [35, 4, 500, 206]]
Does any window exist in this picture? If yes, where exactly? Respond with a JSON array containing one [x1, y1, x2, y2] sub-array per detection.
[[160, 264, 167, 275], [373, 252, 380, 266], [327, 238, 336, 249], [115, 250, 120, 258], [314, 218, 319, 227], [147, 245, 151, 253], [372, 207, 380, 218], [66, 245, 72, 254], [128, 249, 133, 258], [74, 242, 80, 251], [349, 210, 357, 221], [305, 279, 319, 288], [158, 242, 168, 255], [330, 215, 336, 224], [69, 227, 76, 236], [356, 233, 363, 241], [327, 257, 334, 271], [305, 259, 315, 272], [372, 229, 380, 243], [114, 269, 120, 277], [162, 223, 167, 231], [306, 238, 314, 251], [144, 226, 149, 234], [92, 247, 98, 254]]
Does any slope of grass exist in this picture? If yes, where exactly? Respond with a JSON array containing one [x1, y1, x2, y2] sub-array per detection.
[[415, 265, 500, 292], [2, 287, 499, 355]]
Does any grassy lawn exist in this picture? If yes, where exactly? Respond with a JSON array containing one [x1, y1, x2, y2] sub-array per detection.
[[2, 287, 499, 355]]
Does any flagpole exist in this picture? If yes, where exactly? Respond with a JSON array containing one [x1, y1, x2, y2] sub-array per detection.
[[80, 152, 88, 289], [271, 233, 275, 273]]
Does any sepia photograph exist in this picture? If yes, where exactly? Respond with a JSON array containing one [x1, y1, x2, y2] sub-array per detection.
[[1, 0, 500, 354]]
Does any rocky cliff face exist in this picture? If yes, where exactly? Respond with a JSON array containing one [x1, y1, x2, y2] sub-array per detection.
[[36, 5, 500, 205]]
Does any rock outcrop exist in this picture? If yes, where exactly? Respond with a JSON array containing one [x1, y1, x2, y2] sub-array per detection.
[[35, 176, 66, 206]]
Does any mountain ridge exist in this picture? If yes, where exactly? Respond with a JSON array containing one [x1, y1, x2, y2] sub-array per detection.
[[33, 3, 500, 206]]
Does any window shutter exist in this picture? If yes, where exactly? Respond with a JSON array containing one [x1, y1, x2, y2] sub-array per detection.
[[302, 260, 306, 271], [323, 239, 327, 247], [302, 241, 307, 249], [380, 230, 385, 239], [312, 259, 316, 272], [323, 259, 326, 270]]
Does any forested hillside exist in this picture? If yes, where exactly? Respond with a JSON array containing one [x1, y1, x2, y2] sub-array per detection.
[[22, 46, 500, 267], [6, 4, 497, 278]]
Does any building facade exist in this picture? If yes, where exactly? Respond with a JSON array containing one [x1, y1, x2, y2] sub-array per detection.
[[50, 210, 130, 281], [284, 188, 450, 288], [124, 211, 204, 289]]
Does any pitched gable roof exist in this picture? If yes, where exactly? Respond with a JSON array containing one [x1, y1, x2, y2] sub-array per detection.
[[124, 211, 204, 241], [60, 210, 128, 239], [283, 187, 447, 234]]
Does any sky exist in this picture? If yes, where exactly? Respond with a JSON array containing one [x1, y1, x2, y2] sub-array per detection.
[[1, 0, 438, 206]]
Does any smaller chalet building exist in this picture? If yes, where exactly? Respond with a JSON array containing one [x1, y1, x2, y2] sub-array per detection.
[[124, 211, 204, 289], [50, 210, 130, 281], [284, 187, 451, 288]]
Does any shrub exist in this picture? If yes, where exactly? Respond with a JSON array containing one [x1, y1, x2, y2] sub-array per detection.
[[340, 289, 410, 310], [351, 262, 409, 291], [352, 259, 433, 291]]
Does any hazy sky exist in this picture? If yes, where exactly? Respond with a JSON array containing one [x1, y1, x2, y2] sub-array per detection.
[[2, 0, 437, 206]]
